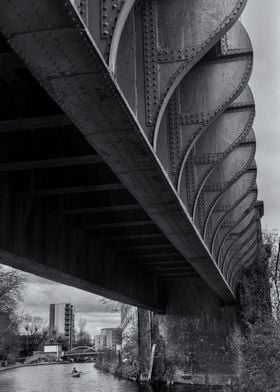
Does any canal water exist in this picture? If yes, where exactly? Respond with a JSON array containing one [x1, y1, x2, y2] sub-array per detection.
[[0, 363, 139, 392], [0, 362, 225, 392]]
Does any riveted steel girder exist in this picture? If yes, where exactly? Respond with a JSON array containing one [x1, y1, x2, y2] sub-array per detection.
[[217, 208, 257, 268], [153, 21, 260, 293], [231, 241, 258, 289], [49, 0, 243, 148], [229, 215, 262, 285], [216, 189, 257, 253], [209, 169, 257, 254], [169, 22, 253, 188], [232, 222, 262, 293], [197, 142, 256, 230], [112, 0, 248, 138], [190, 86, 255, 218]]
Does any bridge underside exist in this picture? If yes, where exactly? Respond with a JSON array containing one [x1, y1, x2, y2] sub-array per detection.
[[0, 0, 262, 311], [0, 32, 197, 311]]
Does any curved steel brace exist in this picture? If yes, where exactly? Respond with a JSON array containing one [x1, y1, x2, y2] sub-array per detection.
[[176, 56, 253, 193], [228, 239, 258, 286], [218, 194, 258, 273], [228, 238, 258, 287], [201, 145, 256, 240], [210, 169, 257, 255], [226, 228, 258, 282], [192, 110, 255, 219], [221, 213, 257, 269], [214, 191, 257, 270], [152, 2, 249, 150], [109, 0, 137, 73], [217, 192, 258, 271]]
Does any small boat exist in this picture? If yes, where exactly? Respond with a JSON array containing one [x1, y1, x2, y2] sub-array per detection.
[[72, 372, 81, 378]]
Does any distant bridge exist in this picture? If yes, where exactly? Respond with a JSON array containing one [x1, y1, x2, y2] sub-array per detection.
[[64, 346, 96, 358]]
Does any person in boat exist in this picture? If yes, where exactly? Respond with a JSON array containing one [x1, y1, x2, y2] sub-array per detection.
[[72, 367, 78, 374]]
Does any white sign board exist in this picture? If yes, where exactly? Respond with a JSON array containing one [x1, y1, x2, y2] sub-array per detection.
[[44, 345, 58, 353]]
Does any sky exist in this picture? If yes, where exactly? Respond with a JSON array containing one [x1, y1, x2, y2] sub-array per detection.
[[242, 0, 280, 230], [6, 1, 280, 338], [21, 273, 120, 337]]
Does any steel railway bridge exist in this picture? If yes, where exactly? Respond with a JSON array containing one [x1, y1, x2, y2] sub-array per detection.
[[0, 0, 264, 385], [0, 0, 261, 311]]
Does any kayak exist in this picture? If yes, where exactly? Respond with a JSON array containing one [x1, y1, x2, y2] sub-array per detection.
[[72, 372, 81, 378]]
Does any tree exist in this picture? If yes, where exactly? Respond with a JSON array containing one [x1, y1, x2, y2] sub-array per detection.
[[20, 316, 49, 357], [74, 318, 91, 346], [264, 229, 280, 318], [0, 265, 25, 319], [0, 265, 25, 363], [237, 230, 280, 392]]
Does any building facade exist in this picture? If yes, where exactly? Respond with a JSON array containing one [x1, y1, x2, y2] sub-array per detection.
[[94, 328, 121, 351], [49, 303, 75, 349]]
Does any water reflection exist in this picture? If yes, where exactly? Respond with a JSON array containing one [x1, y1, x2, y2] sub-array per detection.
[[0, 363, 223, 392], [139, 385, 218, 392], [0, 363, 138, 392]]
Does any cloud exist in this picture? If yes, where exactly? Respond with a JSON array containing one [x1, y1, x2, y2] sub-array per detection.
[[242, 1, 280, 231], [75, 312, 120, 337], [21, 271, 120, 337]]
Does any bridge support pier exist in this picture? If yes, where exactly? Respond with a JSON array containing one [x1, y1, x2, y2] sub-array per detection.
[[138, 277, 241, 388]]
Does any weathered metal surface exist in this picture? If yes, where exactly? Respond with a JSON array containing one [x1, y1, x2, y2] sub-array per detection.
[[174, 22, 252, 187], [69, 1, 248, 139], [232, 215, 262, 292], [114, 0, 248, 140], [0, 0, 262, 304], [191, 86, 255, 217], [218, 206, 257, 268], [199, 143, 256, 236]]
